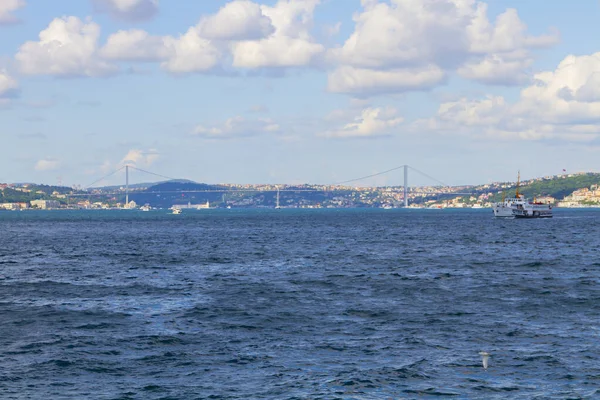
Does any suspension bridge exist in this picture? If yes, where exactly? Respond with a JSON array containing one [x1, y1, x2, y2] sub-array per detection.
[[69, 164, 473, 208]]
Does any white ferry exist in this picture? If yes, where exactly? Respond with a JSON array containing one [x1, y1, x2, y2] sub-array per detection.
[[512, 201, 553, 218], [170, 206, 182, 214], [492, 172, 526, 217]]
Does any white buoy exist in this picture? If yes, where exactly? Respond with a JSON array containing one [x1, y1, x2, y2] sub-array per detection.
[[479, 352, 490, 369]]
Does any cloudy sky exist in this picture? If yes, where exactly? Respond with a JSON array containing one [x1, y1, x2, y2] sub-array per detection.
[[2, 0, 600, 187]]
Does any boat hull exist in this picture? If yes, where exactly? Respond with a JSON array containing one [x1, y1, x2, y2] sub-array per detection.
[[493, 205, 514, 217], [512, 207, 553, 218], [513, 211, 553, 218]]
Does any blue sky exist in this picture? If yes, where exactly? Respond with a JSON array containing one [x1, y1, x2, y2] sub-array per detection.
[[2, 0, 600, 188]]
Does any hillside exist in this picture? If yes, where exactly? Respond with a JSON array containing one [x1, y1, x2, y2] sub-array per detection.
[[519, 173, 600, 199], [127, 182, 229, 208], [93, 179, 196, 190], [484, 173, 600, 202], [3, 173, 600, 208], [0, 184, 76, 204], [128, 182, 359, 208]]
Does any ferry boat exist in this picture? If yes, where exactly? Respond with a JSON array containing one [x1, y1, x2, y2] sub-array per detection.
[[512, 200, 553, 218], [492, 172, 526, 217]]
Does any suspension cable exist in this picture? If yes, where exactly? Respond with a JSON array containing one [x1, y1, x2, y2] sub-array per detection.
[[128, 166, 182, 182], [408, 166, 449, 187], [333, 165, 407, 186], [84, 166, 125, 189]]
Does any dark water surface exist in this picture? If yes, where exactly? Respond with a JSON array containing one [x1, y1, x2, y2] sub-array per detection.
[[1, 209, 600, 399]]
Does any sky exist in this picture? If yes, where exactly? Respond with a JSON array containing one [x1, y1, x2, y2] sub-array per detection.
[[2, 0, 600, 188]]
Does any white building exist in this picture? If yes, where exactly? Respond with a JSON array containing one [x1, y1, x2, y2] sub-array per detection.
[[30, 200, 61, 209]]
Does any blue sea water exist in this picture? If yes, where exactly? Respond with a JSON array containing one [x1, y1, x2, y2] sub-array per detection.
[[1, 208, 600, 399]]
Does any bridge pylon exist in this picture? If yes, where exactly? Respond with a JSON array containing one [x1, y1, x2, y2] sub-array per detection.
[[404, 165, 408, 208]]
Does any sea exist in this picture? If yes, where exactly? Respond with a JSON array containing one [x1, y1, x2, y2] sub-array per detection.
[[1, 208, 599, 399]]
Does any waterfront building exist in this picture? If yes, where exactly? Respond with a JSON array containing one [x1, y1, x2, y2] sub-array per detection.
[[30, 200, 60, 209]]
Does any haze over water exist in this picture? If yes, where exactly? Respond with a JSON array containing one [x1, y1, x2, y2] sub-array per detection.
[[1, 209, 600, 399]]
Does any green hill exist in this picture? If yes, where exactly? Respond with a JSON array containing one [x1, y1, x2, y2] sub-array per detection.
[[489, 173, 600, 202], [0, 184, 75, 204]]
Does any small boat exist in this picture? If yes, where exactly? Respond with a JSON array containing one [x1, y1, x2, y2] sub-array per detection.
[[140, 204, 151, 212], [172, 208, 182, 215]]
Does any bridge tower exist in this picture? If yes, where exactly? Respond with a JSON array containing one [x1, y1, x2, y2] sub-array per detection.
[[125, 165, 129, 205], [404, 165, 408, 208]]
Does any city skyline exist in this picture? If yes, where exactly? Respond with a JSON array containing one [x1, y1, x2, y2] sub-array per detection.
[[2, 0, 600, 187]]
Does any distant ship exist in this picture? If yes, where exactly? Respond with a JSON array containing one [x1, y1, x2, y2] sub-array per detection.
[[171, 207, 182, 215], [140, 204, 151, 212], [492, 172, 527, 217]]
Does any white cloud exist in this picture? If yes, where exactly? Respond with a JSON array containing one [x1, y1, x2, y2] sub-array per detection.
[[160, 28, 221, 73], [99, 27, 221, 72], [233, 36, 324, 68], [120, 149, 160, 167], [0, 70, 19, 98], [0, 0, 25, 25], [467, 5, 558, 54], [83, 160, 113, 177], [15, 16, 117, 77], [416, 53, 600, 142], [328, 0, 558, 94], [412, 98, 555, 141], [92, 0, 158, 22], [98, 0, 323, 72], [457, 54, 532, 86], [328, 65, 445, 95], [331, 0, 471, 70], [100, 29, 170, 61], [192, 116, 280, 139], [321, 106, 404, 138], [231, 0, 324, 68], [197, 0, 274, 40], [430, 95, 507, 128], [35, 158, 60, 171], [515, 53, 600, 124]]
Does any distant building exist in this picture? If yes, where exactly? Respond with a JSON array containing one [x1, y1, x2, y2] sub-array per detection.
[[30, 200, 61, 209], [77, 200, 92, 209], [535, 196, 556, 204], [174, 201, 211, 210], [0, 202, 29, 210], [123, 200, 137, 209]]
